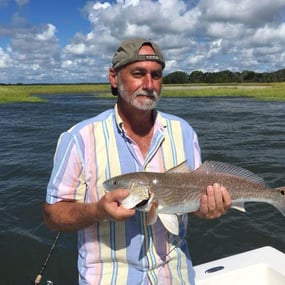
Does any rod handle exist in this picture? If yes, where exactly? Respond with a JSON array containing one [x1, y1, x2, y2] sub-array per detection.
[[34, 274, 42, 284]]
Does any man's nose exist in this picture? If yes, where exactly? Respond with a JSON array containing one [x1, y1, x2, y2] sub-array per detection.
[[142, 74, 154, 90]]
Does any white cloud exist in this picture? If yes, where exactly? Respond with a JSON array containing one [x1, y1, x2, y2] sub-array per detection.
[[36, 24, 56, 41], [199, 0, 285, 26], [93, 2, 111, 9], [0, 47, 12, 68], [252, 23, 285, 45], [65, 42, 86, 55], [1, 0, 285, 83]]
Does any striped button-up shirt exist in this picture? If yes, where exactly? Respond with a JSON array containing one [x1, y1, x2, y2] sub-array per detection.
[[46, 104, 201, 285]]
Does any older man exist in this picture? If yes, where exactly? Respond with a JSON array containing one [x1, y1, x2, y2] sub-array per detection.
[[44, 38, 231, 285]]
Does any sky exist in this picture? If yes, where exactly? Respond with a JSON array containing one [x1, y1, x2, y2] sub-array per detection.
[[0, 0, 285, 84]]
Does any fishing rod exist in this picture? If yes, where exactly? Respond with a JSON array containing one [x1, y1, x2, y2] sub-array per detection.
[[33, 232, 61, 285]]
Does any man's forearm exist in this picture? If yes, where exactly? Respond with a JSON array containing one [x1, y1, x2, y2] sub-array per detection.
[[43, 201, 99, 231]]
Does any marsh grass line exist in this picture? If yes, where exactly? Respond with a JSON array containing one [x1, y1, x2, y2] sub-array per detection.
[[1, 83, 285, 103], [162, 83, 285, 100], [0, 84, 110, 104], [163, 84, 269, 90]]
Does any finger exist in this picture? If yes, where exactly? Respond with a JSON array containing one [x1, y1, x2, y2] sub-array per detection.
[[116, 207, 136, 221], [221, 186, 232, 209], [199, 194, 209, 215], [206, 185, 216, 211], [110, 189, 130, 200], [100, 192, 135, 221], [213, 183, 224, 212]]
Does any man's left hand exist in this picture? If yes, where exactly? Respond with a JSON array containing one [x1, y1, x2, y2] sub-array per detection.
[[194, 183, 232, 219]]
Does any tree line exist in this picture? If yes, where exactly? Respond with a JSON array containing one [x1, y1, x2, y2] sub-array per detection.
[[163, 68, 285, 84], [2, 68, 284, 85]]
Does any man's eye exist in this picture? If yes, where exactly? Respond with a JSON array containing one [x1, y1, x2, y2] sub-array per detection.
[[152, 72, 162, 80], [132, 72, 144, 78]]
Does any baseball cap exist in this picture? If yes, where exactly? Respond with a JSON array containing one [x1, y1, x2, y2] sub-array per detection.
[[112, 38, 165, 70]]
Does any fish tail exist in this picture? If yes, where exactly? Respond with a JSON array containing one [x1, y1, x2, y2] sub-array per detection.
[[276, 186, 285, 193], [274, 186, 285, 216]]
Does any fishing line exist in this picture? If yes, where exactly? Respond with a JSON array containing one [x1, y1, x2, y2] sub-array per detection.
[[33, 232, 61, 285]]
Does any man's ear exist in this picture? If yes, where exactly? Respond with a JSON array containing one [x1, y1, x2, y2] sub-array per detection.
[[109, 68, 118, 89], [109, 68, 118, 96]]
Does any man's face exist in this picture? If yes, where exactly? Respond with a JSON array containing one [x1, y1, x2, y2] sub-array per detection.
[[117, 45, 163, 111]]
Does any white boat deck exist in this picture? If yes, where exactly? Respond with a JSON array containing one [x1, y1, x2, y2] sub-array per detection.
[[194, 246, 285, 285]]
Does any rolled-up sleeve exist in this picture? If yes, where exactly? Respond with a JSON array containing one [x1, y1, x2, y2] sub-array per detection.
[[46, 132, 86, 204]]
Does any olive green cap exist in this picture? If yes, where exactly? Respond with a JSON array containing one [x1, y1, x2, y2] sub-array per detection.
[[112, 38, 165, 70]]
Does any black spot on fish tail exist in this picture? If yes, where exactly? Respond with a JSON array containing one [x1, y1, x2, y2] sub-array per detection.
[[276, 186, 285, 196]]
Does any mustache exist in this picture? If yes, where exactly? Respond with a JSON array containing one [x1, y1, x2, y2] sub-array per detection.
[[134, 90, 159, 98]]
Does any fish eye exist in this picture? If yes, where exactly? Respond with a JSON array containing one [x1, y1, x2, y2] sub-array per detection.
[[113, 180, 118, 186], [281, 190, 285, 196]]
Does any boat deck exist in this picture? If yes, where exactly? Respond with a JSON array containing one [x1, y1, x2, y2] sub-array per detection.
[[194, 246, 285, 285]]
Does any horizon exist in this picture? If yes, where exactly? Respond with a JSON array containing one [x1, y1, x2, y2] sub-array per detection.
[[1, 67, 284, 85]]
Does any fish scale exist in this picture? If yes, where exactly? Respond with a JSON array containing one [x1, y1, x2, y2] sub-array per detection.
[[135, 171, 278, 214]]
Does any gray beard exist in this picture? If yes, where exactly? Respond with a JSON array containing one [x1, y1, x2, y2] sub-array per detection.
[[117, 79, 160, 111]]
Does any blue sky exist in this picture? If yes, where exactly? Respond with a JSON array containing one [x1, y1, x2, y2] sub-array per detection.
[[0, 1, 89, 46], [0, 0, 285, 83]]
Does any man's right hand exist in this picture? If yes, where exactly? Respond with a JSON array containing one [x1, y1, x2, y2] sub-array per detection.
[[43, 189, 135, 232], [96, 189, 136, 222]]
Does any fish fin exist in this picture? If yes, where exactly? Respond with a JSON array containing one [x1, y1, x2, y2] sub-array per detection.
[[231, 201, 246, 212], [146, 200, 159, 225], [166, 161, 193, 173], [197, 161, 266, 186], [158, 214, 179, 235]]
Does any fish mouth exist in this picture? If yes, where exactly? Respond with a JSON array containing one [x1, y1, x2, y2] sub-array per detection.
[[135, 199, 149, 208]]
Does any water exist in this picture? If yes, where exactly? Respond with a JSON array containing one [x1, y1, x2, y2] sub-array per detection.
[[0, 94, 284, 284]]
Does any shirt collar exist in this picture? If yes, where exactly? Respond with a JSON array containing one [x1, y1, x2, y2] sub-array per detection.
[[114, 104, 124, 132], [114, 104, 166, 135]]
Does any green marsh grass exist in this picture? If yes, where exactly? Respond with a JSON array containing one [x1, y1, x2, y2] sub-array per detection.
[[1, 82, 285, 104], [0, 84, 110, 104], [162, 82, 285, 101]]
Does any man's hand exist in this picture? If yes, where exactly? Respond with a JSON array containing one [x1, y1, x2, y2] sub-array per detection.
[[43, 189, 135, 231], [194, 183, 232, 219], [96, 189, 136, 222]]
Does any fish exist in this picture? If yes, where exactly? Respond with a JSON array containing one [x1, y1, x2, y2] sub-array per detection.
[[103, 161, 285, 235]]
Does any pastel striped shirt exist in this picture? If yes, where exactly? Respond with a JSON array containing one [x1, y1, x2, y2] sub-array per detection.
[[46, 104, 201, 285]]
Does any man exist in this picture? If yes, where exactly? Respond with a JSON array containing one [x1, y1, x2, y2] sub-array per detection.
[[44, 38, 231, 285]]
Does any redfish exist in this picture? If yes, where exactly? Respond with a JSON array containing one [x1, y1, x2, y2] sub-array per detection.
[[103, 161, 285, 235]]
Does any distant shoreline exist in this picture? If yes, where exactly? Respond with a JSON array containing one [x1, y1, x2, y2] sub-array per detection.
[[163, 85, 269, 90], [0, 82, 284, 103]]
